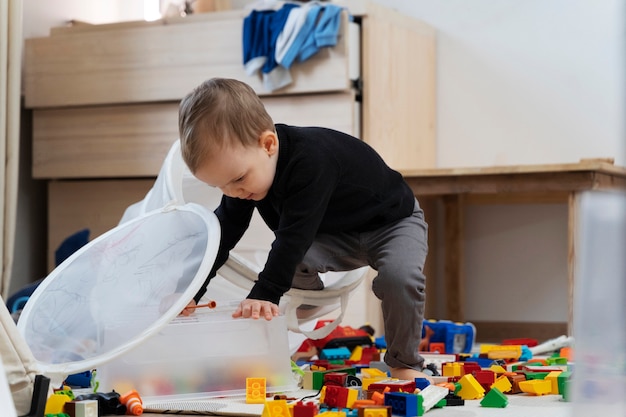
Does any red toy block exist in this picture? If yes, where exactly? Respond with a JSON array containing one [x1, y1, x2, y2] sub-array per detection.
[[324, 372, 349, 387], [293, 401, 318, 417]]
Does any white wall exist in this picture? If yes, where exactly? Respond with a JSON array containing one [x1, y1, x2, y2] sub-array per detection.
[[370, 0, 625, 325], [22, 0, 144, 38], [372, 0, 625, 168]]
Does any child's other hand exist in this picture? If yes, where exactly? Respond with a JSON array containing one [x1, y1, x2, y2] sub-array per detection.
[[233, 299, 280, 321]]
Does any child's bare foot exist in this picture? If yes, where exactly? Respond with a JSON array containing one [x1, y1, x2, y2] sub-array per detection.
[[390, 367, 434, 384]]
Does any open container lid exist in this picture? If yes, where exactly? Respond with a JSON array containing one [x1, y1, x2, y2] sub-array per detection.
[[17, 203, 220, 384]]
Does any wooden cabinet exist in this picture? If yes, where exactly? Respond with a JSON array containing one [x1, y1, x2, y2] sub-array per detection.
[[23, 1, 436, 270]]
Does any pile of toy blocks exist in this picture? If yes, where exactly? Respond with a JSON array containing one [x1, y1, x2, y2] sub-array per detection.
[[278, 323, 573, 416]]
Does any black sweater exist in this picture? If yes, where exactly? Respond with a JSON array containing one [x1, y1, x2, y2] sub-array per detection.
[[196, 124, 416, 304]]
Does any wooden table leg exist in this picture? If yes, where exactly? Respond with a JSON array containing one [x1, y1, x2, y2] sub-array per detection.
[[567, 192, 578, 336], [443, 194, 465, 322]]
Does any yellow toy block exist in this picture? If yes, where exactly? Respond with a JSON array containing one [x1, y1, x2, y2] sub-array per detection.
[[246, 378, 267, 404], [491, 375, 513, 393], [361, 368, 388, 378], [545, 371, 563, 395], [262, 400, 291, 417], [489, 364, 507, 374], [45, 393, 72, 415], [457, 374, 485, 400], [442, 362, 463, 377], [361, 376, 389, 390], [480, 345, 522, 360], [361, 406, 390, 417], [350, 345, 363, 361], [519, 379, 552, 396]]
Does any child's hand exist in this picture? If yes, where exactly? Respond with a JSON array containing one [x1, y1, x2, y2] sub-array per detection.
[[233, 299, 280, 321], [180, 299, 197, 317]]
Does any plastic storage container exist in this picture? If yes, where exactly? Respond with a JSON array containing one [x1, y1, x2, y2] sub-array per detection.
[[572, 190, 626, 416], [16, 202, 295, 399], [97, 307, 297, 400]]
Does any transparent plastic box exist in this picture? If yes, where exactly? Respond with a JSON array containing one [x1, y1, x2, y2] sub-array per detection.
[[97, 307, 297, 401], [572, 190, 626, 416]]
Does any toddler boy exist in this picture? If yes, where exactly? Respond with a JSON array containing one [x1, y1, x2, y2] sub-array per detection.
[[178, 78, 429, 381]]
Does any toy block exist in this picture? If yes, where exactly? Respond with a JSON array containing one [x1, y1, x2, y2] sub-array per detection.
[[561, 379, 572, 402], [357, 405, 391, 417], [429, 342, 445, 353], [480, 387, 508, 408], [315, 368, 358, 390], [383, 392, 420, 417], [544, 371, 563, 394], [417, 385, 449, 415], [506, 373, 526, 394], [486, 346, 522, 360], [559, 346, 573, 361], [350, 345, 364, 361], [361, 368, 388, 378], [320, 347, 352, 360], [414, 378, 430, 391], [45, 393, 73, 415], [321, 385, 359, 409], [518, 379, 552, 396], [524, 371, 550, 380], [460, 362, 481, 376], [442, 362, 463, 377], [369, 390, 386, 406], [262, 400, 291, 417], [324, 372, 349, 387], [473, 370, 495, 386], [444, 393, 464, 406], [456, 374, 485, 400], [293, 401, 319, 417], [501, 338, 538, 347], [64, 400, 98, 417], [491, 375, 512, 393], [368, 380, 416, 393], [489, 364, 507, 374], [358, 347, 380, 364], [557, 371, 572, 395], [546, 356, 568, 366], [246, 378, 267, 404]]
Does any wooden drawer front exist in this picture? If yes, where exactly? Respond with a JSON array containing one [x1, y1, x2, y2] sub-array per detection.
[[47, 179, 154, 271], [33, 92, 356, 179], [25, 11, 353, 108]]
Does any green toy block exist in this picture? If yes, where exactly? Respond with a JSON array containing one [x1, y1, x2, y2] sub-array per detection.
[[557, 371, 573, 395], [480, 387, 508, 408]]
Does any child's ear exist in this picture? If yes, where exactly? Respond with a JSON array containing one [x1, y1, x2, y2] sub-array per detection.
[[259, 130, 278, 156]]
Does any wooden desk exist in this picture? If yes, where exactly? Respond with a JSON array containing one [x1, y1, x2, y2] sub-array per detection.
[[401, 160, 626, 336]]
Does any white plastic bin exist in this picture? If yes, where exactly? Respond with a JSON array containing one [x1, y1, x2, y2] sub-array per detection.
[[572, 190, 626, 415], [97, 308, 296, 400]]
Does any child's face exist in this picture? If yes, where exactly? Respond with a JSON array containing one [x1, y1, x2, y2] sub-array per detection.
[[195, 131, 278, 202]]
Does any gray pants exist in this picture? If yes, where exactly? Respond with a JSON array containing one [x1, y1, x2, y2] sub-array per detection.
[[293, 199, 428, 370]]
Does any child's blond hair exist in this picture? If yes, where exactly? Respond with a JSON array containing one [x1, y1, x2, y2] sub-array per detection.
[[178, 78, 275, 173]]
